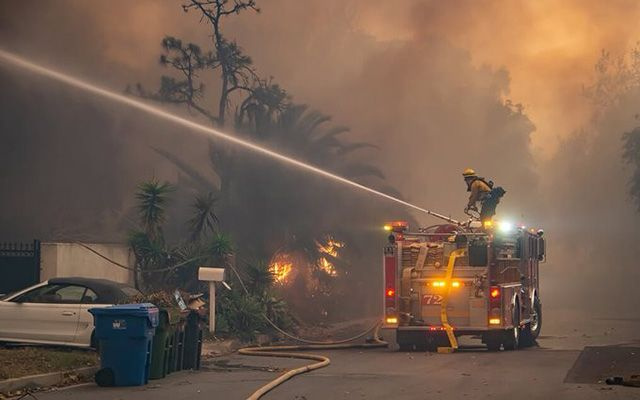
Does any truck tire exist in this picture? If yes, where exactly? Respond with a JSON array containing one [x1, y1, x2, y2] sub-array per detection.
[[398, 343, 413, 352], [520, 297, 542, 347], [530, 297, 542, 339], [486, 338, 501, 352], [503, 304, 520, 351], [483, 331, 502, 351]]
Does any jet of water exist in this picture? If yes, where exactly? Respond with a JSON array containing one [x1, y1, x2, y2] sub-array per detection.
[[0, 49, 431, 216]]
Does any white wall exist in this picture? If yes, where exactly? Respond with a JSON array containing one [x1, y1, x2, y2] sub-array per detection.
[[41, 242, 134, 285]]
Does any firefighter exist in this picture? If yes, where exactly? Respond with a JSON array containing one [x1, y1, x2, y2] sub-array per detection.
[[462, 168, 505, 222]]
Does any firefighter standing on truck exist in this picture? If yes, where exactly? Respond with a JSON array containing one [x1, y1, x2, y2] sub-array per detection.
[[462, 168, 505, 222]]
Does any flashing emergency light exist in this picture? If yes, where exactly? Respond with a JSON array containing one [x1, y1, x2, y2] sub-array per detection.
[[384, 221, 409, 233], [498, 221, 513, 233], [430, 281, 461, 288]]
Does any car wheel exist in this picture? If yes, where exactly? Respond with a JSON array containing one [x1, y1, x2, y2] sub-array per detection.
[[503, 304, 520, 351], [90, 331, 99, 351]]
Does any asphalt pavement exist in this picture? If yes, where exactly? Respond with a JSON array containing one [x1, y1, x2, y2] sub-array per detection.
[[32, 309, 640, 400]]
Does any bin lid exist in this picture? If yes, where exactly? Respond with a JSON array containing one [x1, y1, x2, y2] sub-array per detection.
[[89, 303, 159, 327]]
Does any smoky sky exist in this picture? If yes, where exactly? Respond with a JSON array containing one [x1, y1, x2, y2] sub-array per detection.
[[1, 0, 639, 315]]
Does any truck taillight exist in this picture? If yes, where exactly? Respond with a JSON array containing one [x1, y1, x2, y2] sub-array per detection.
[[488, 286, 501, 326], [383, 244, 397, 325]]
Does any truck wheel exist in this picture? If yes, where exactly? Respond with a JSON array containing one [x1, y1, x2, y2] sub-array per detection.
[[486, 339, 501, 352], [398, 343, 413, 352], [483, 332, 502, 351], [520, 297, 542, 348], [503, 305, 520, 351], [530, 297, 542, 339]]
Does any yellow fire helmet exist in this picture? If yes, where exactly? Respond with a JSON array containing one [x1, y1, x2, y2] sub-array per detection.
[[462, 168, 477, 177]]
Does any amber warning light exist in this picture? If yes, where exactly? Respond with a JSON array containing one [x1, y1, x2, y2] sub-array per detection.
[[384, 221, 408, 233], [386, 288, 395, 297]]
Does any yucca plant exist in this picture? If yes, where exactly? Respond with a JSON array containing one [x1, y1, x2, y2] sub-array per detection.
[[135, 179, 174, 242], [243, 259, 274, 298], [188, 192, 219, 241]]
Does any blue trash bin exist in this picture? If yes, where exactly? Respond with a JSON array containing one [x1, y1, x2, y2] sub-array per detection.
[[89, 303, 159, 387]]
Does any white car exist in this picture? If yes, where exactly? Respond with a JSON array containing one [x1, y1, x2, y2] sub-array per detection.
[[0, 277, 140, 348]]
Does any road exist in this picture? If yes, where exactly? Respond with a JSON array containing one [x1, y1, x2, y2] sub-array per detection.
[[34, 309, 640, 400]]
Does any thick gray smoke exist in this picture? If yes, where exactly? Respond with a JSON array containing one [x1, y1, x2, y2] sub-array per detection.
[[1, 0, 638, 316]]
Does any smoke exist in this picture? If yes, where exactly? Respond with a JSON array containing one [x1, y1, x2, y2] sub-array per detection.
[[1, 0, 639, 316]]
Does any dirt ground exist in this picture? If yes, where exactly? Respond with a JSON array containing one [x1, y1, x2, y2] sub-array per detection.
[[0, 347, 97, 380]]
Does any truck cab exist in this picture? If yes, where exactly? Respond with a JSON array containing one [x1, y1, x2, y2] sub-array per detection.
[[383, 221, 545, 351]]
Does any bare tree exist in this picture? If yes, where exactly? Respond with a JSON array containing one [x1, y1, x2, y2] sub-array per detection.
[[182, 0, 260, 127]]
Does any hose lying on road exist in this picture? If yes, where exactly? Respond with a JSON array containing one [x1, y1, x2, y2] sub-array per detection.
[[226, 264, 388, 399], [239, 330, 388, 400]]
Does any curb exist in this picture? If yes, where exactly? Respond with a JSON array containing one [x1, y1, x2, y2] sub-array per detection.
[[0, 366, 98, 396]]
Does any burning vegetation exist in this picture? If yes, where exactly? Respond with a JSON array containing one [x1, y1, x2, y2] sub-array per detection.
[[269, 237, 344, 284], [270, 253, 293, 284], [316, 237, 343, 277]]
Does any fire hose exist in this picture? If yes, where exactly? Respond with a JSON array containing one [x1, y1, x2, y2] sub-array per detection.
[[226, 264, 388, 400]]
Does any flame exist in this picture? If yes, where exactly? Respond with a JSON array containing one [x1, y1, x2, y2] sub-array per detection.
[[316, 237, 344, 276], [269, 254, 293, 284], [269, 237, 344, 285]]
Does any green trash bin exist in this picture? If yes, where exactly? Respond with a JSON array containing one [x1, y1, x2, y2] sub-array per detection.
[[168, 313, 187, 373], [182, 311, 204, 370], [150, 308, 180, 380]]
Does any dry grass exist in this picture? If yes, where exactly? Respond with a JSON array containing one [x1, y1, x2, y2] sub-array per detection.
[[0, 347, 97, 380]]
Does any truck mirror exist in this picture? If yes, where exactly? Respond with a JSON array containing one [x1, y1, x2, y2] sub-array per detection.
[[537, 238, 546, 261]]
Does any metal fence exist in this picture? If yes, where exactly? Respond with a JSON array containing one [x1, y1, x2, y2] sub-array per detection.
[[0, 240, 40, 296]]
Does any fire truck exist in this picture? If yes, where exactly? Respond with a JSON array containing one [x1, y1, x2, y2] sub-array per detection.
[[382, 219, 546, 351]]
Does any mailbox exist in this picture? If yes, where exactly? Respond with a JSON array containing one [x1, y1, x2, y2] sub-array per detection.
[[198, 267, 225, 282], [198, 267, 226, 333]]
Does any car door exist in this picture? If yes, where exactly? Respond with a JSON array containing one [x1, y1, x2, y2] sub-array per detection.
[[0, 283, 47, 340], [74, 287, 111, 346], [0, 284, 83, 345]]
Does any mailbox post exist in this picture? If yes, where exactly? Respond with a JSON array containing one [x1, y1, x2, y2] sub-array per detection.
[[198, 267, 225, 333]]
